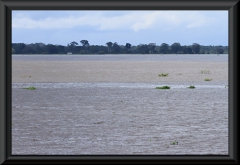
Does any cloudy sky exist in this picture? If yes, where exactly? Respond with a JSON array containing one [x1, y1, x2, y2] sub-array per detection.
[[12, 10, 228, 46]]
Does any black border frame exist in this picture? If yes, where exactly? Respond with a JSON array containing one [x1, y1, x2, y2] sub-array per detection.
[[0, 0, 239, 164]]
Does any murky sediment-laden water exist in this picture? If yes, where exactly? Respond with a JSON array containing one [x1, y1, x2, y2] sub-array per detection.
[[12, 82, 228, 155], [12, 54, 228, 155]]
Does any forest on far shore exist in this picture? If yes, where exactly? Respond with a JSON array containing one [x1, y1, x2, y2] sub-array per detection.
[[12, 40, 228, 55]]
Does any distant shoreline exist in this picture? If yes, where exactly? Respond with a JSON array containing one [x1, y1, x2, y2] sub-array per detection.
[[12, 42, 228, 54]]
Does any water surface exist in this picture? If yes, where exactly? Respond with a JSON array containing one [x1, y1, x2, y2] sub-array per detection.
[[12, 54, 228, 62], [12, 54, 228, 155]]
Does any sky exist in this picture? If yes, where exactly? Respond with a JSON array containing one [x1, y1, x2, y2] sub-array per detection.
[[12, 10, 228, 46]]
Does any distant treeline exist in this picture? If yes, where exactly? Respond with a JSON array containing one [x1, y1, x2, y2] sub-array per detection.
[[12, 40, 228, 54]]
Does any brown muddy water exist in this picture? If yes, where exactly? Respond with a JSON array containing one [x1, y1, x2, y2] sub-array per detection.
[[12, 82, 228, 155], [12, 55, 228, 155]]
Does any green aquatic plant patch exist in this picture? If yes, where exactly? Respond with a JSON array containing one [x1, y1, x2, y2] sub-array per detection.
[[170, 140, 178, 145], [200, 70, 211, 74], [204, 78, 212, 81], [187, 85, 195, 89], [158, 73, 169, 77], [156, 86, 170, 89], [23, 86, 36, 90]]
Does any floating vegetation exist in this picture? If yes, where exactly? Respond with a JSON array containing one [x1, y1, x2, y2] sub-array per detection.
[[170, 140, 178, 145], [200, 70, 211, 74], [156, 86, 170, 89], [187, 85, 195, 89], [158, 73, 169, 77], [93, 121, 104, 124], [23, 86, 36, 90], [204, 78, 212, 81]]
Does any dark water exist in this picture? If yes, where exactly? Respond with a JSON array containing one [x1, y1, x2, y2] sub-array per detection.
[[12, 54, 228, 62]]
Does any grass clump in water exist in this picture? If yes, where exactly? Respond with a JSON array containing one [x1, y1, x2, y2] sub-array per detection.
[[23, 86, 36, 90], [170, 140, 178, 145], [187, 85, 195, 89], [200, 70, 211, 74], [156, 86, 170, 89], [158, 73, 169, 77], [204, 78, 212, 81]]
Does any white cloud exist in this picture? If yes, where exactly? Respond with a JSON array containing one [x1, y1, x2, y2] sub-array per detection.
[[12, 11, 222, 32], [186, 19, 206, 28], [130, 12, 160, 32], [184, 12, 215, 29], [12, 15, 97, 29]]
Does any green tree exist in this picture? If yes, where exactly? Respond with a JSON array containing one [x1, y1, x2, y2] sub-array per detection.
[[12, 43, 26, 54], [46, 44, 58, 54], [56, 45, 66, 54], [159, 43, 169, 54], [181, 46, 193, 54], [67, 41, 79, 53], [80, 40, 90, 53], [171, 42, 181, 54], [125, 43, 131, 53], [21, 43, 43, 54], [148, 43, 156, 54], [112, 42, 120, 53], [35, 43, 45, 54], [192, 43, 201, 54], [216, 48, 224, 54], [106, 42, 113, 53], [137, 44, 149, 54], [70, 41, 78, 47]]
